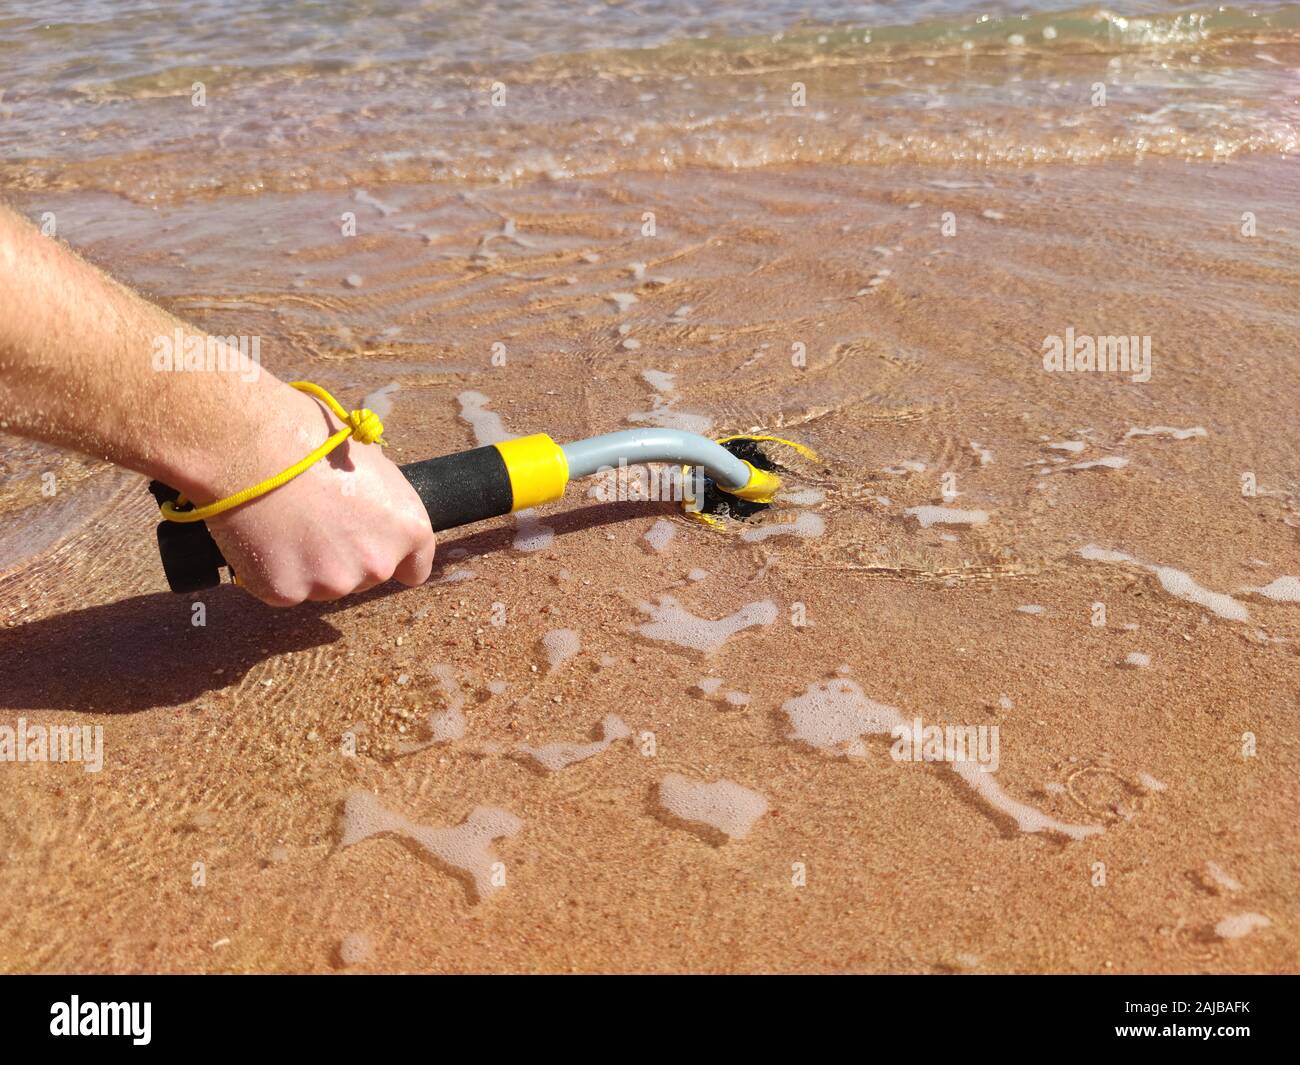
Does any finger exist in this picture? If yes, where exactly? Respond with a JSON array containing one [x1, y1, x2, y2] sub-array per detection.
[[305, 576, 354, 602], [354, 560, 397, 596], [393, 541, 435, 587]]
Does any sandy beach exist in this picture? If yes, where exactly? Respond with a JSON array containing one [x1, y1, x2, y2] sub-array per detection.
[[1, 2, 1297, 973]]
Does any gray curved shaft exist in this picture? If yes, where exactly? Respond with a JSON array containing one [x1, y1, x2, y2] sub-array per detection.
[[561, 429, 749, 490]]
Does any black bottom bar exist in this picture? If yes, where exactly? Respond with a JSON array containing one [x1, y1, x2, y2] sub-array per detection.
[[0, 974, 1290, 1051]]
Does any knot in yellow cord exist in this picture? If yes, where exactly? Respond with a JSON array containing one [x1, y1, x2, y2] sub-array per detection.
[[160, 381, 385, 524], [346, 407, 384, 445]]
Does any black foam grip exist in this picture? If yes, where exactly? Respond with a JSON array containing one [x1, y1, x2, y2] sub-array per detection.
[[400, 445, 514, 532], [153, 445, 515, 592]]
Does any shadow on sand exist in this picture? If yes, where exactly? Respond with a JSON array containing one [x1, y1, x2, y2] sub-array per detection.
[[0, 499, 673, 715]]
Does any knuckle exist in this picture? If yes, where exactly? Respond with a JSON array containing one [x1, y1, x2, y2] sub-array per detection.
[[361, 551, 396, 584], [395, 548, 435, 587], [309, 575, 354, 601], [406, 510, 435, 541], [245, 579, 303, 608], [261, 592, 301, 608]]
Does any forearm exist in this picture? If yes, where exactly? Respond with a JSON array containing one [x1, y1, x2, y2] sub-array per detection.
[[0, 202, 319, 501]]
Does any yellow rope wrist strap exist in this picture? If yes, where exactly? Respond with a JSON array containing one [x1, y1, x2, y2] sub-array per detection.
[[159, 381, 385, 523]]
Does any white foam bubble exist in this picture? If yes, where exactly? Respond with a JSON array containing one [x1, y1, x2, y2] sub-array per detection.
[[1204, 861, 1242, 894], [1214, 912, 1270, 940], [457, 390, 510, 445], [779, 487, 827, 505], [641, 369, 676, 393], [658, 774, 768, 840], [517, 714, 631, 772], [1016, 604, 1045, 615], [1124, 652, 1151, 668], [1248, 576, 1300, 602], [339, 932, 373, 966], [398, 664, 466, 753], [542, 628, 581, 671], [1137, 772, 1167, 793], [780, 678, 897, 758], [427, 664, 467, 743], [906, 506, 989, 529], [740, 512, 826, 542], [687, 568, 710, 582], [780, 677, 1101, 840], [969, 441, 994, 466], [608, 291, 639, 313], [644, 518, 676, 552], [1124, 426, 1207, 441], [513, 513, 555, 552], [883, 460, 928, 475], [339, 791, 522, 901], [1047, 440, 1086, 453], [627, 368, 712, 431], [949, 759, 1102, 840], [695, 677, 725, 695], [362, 381, 400, 420], [628, 404, 713, 434], [1078, 546, 1250, 623], [635, 595, 777, 654], [1155, 567, 1250, 622], [1063, 456, 1129, 471], [1078, 545, 1131, 564]]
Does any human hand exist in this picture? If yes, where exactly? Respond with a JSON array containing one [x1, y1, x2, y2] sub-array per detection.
[[203, 389, 436, 606]]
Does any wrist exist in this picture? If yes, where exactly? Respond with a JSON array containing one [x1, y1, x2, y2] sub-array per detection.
[[156, 380, 337, 505]]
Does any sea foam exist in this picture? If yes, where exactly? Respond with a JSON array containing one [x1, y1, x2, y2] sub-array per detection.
[[781, 677, 1101, 840], [741, 512, 826, 542], [339, 791, 521, 901], [541, 628, 581, 671], [906, 506, 988, 529], [518, 714, 631, 771], [635, 595, 777, 653], [1078, 545, 1250, 623], [658, 774, 768, 840]]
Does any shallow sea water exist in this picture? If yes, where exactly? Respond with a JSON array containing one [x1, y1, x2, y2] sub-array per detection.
[[0, 1, 1297, 973]]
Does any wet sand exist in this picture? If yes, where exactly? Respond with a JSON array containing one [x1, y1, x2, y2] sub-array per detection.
[[1, 149, 1297, 972]]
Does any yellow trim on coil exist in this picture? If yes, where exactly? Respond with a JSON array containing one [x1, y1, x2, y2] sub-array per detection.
[[495, 433, 570, 512]]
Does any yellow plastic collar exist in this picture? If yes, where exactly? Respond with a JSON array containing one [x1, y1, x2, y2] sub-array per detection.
[[495, 433, 570, 511], [713, 434, 818, 504], [726, 460, 781, 503]]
